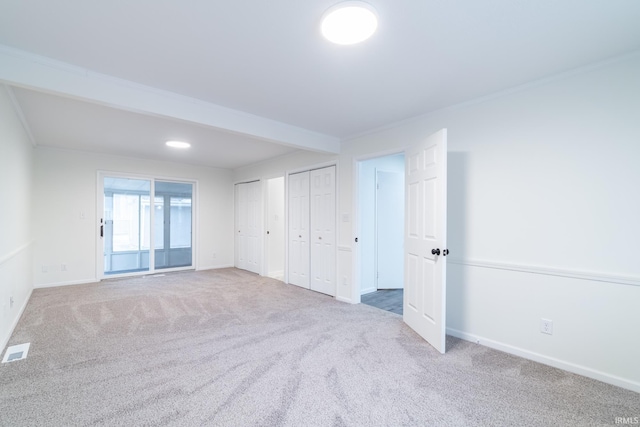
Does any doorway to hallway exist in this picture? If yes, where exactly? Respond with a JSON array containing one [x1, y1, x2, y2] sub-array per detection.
[[357, 153, 405, 296]]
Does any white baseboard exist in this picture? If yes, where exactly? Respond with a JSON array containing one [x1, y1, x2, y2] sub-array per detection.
[[361, 287, 376, 295], [447, 328, 640, 393], [197, 264, 234, 271], [267, 270, 284, 280], [34, 278, 99, 289], [336, 296, 353, 304], [1, 288, 33, 354]]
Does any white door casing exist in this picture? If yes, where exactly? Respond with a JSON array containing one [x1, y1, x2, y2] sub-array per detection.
[[310, 166, 336, 296], [404, 129, 448, 354], [288, 171, 310, 288]]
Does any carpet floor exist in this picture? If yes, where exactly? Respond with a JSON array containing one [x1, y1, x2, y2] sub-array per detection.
[[1, 268, 637, 426]]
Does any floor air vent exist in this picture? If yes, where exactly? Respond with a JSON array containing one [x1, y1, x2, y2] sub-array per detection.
[[2, 343, 30, 363]]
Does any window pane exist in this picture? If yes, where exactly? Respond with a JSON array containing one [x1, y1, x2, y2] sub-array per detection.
[[112, 194, 140, 252], [170, 197, 192, 248], [154, 181, 193, 269], [103, 177, 151, 275]]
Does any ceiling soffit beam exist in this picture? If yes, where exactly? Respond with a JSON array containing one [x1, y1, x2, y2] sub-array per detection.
[[0, 45, 340, 154]]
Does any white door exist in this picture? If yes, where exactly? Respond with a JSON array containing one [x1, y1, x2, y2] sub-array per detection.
[[288, 171, 310, 288], [266, 177, 285, 280], [235, 183, 248, 271], [310, 166, 336, 296], [246, 181, 262, 274], [376, 170, 404, 289], [235, 181, 261, 274], [404, 129, 448, 354]]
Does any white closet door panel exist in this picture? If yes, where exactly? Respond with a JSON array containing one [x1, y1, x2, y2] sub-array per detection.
[[288, 171, 310, 288], [310, 166, 336, 296], [235, 181, 262, 274], [246, 181, 261, 274], [235, 183, 248, 270]]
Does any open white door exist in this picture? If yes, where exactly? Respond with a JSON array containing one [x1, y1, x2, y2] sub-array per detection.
[[403, 129, 448, 354]]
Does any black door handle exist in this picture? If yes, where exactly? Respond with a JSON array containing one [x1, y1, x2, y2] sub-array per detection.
[[100, 225, 103, 238], [431, 248, 440, 256], [443, 249, 450, 256]]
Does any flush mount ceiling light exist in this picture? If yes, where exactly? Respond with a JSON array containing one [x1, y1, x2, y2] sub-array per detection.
[[321, 1, 378, 45], [166, 140, 190, 149]]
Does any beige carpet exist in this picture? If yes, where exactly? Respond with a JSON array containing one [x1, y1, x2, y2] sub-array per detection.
[[1, 268, 638, 426]]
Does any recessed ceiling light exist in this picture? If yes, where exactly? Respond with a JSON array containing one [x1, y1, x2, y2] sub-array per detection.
[[321, 1, 378, 45], [166, 140, 190, 149]]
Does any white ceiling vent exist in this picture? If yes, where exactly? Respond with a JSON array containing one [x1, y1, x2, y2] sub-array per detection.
[[2, 343, 30, 363]]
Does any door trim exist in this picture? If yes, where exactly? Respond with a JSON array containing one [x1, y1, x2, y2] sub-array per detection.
[[352, 150, 405, 304]]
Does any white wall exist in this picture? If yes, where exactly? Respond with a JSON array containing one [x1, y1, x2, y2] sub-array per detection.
[[33, 147, 234, 287], [235, 54, 640, 391], [341, 54, 640, 391], [233, 150, 337, 182], [0, 85, 34, 351]]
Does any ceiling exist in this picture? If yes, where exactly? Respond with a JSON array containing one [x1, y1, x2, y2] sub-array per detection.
[[1, 1, 640, 169]]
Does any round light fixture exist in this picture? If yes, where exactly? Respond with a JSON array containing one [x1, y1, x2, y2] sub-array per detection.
[[321, 1, 378, 45], [166, 140, 190, 149]]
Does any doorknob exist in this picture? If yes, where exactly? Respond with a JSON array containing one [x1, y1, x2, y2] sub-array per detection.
[[431, 248, 441, 256], [299, 235, 302, 238], [319, 236, 322, 240], [443, 249, 450, 256]]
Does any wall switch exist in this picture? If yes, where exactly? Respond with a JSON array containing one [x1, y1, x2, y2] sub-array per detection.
[[540, 319, 553, 335]]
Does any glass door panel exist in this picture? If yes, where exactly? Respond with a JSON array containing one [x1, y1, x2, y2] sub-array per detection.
[[154, 181, 193, 269], [103, 177, 151, 275]]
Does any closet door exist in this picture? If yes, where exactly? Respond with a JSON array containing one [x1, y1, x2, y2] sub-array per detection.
[[310, 166, 336, 296], [288, 171, 310, 288], [235, 183, 248, 271], [246, 180, 261, 273], [235, 181, 261, 274]]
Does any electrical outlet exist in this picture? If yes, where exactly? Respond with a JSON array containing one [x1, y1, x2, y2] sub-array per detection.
[[212, 253, 217, 259], [540, 318, 553, 335], [41, 265, 48, 273], [61, 264, 67, 271]]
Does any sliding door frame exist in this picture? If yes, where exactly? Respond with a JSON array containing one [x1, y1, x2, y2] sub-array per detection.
[[96, 171, 198, 280]]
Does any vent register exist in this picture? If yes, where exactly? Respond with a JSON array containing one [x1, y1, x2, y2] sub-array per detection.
[[2, 342, 30, 363]]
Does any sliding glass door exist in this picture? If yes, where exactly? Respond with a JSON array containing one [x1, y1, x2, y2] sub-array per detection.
[[102, 175, 194, 277], [154, 181, 193, 270]]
